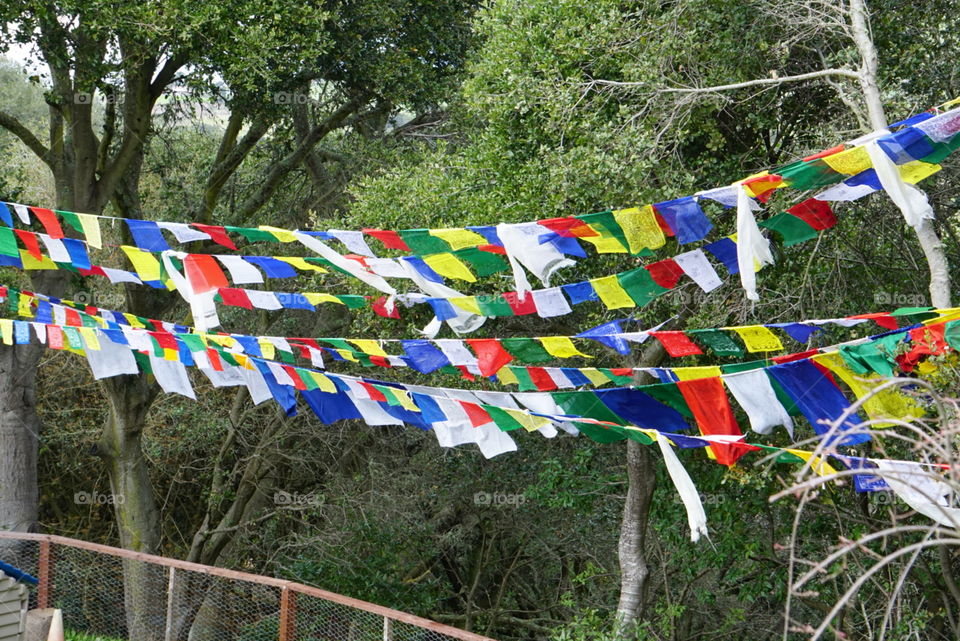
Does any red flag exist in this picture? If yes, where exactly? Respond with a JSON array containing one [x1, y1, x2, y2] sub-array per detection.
[[804, 144, 844, 162], [528, 367, 558, 391], [646, 259, 685, 289], [184, 254, 229, 293], [15, 230, 43, 260], [786, 199, 836, 230], [676, 377, 746, 466], [461, 401, 493, 427], [363, 228, 409, 251], [372, 296, 400, 319], [218, 288, 253, 309], [503, 291, 537, 315], [192, 224, 237, 250], [466, 338, 514, 377], [30, 207, 65, 239], [649, 331, 703, 357]]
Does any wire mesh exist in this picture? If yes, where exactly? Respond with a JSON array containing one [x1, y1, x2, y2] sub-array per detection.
[[293, 590, 383, 640], [0, 534, 493, 641], [0, 539, 39, 609]]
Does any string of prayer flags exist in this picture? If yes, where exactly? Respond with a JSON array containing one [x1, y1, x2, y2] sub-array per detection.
[[0, 103, 954, 281], [7, 284, 947, 441], [3, 284, 952, 535]]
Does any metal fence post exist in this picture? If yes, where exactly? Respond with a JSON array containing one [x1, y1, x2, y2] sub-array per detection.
[[383, 616, 394, 641], [37, 539, 51, 609], [164, 567, 177, 641], [279, 587, 296, 641]]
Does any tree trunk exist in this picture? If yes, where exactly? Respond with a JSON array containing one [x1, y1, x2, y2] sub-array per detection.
[[849, 0, 952, 307], [615, 440, 657, 633], [615, 335, 674, 635], [96, 374, 165, 641], [0, 268, 69, 544], [0, 343, 43, 537]]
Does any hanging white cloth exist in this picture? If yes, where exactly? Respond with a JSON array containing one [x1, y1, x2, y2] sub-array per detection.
[[148, 354, 196, 399], [656, 433, 708, 542], [674, 249, 723, 292], [84, 332, 139, 379], [723, 369, 794, 437], [735, 185, 774, 301], [874, 460, 960, 528], [496, 223, 575, 299], [865, 139, 935, 229]]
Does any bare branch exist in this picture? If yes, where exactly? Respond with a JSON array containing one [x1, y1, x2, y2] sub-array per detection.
[[0, 110, 52, 166], [590, 67, 862, 94]]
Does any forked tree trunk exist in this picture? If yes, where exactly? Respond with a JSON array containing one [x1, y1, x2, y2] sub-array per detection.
[[96, 374, 165, 640]]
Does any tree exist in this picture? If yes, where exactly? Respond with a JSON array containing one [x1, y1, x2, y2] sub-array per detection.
[[0, 1, 477, 637], [347, 0, 960, 637]]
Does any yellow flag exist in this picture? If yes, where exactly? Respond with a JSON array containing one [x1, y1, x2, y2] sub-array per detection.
[[335, 348, 358, 363], [20, 250, 57, 270], [900, 161, 942, 184], [787, 449, 837, 476], [123, 313, 146, 329], [813, 353, 923, 427], [539, 336, 591, 359], [120, 246, 162, 282], [505, 408, 552, 432], [428, 228, 486, 250], [580, 226, 628, 253], [673, 366, 722, 381], [275, 257, 327, 273], [731, 326, 783, 352], [162, 347, 179, 361], [579, 369, 610, 386], [423, 253, 477, 282], [305, 292, 346, 305], [18, 294, 33, 318], [257, 225, 297, 242], [77, 213, 102, 248], [450, 296, 482, 315], [496, 366, 519, 385], [350, 339, 388, 357], [613, 206, 665, 254], [258, 338, 275, 360], [394, 389, 420, 412], [591, 275, 634, 309], [821, 146, 872, 175], [310, 371, 337, 393], [1, 318, 14, 345], [78, 327, 100, 351]]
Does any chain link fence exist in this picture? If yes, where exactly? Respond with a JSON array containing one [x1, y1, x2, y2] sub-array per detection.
[[0, 532, 493, 641]]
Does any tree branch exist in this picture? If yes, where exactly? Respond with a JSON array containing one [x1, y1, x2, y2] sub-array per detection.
[[196, 115, 270, 223], [0, 110, 52, 166], [233, 97, 364, 219], [591, 68, 862, 94]]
